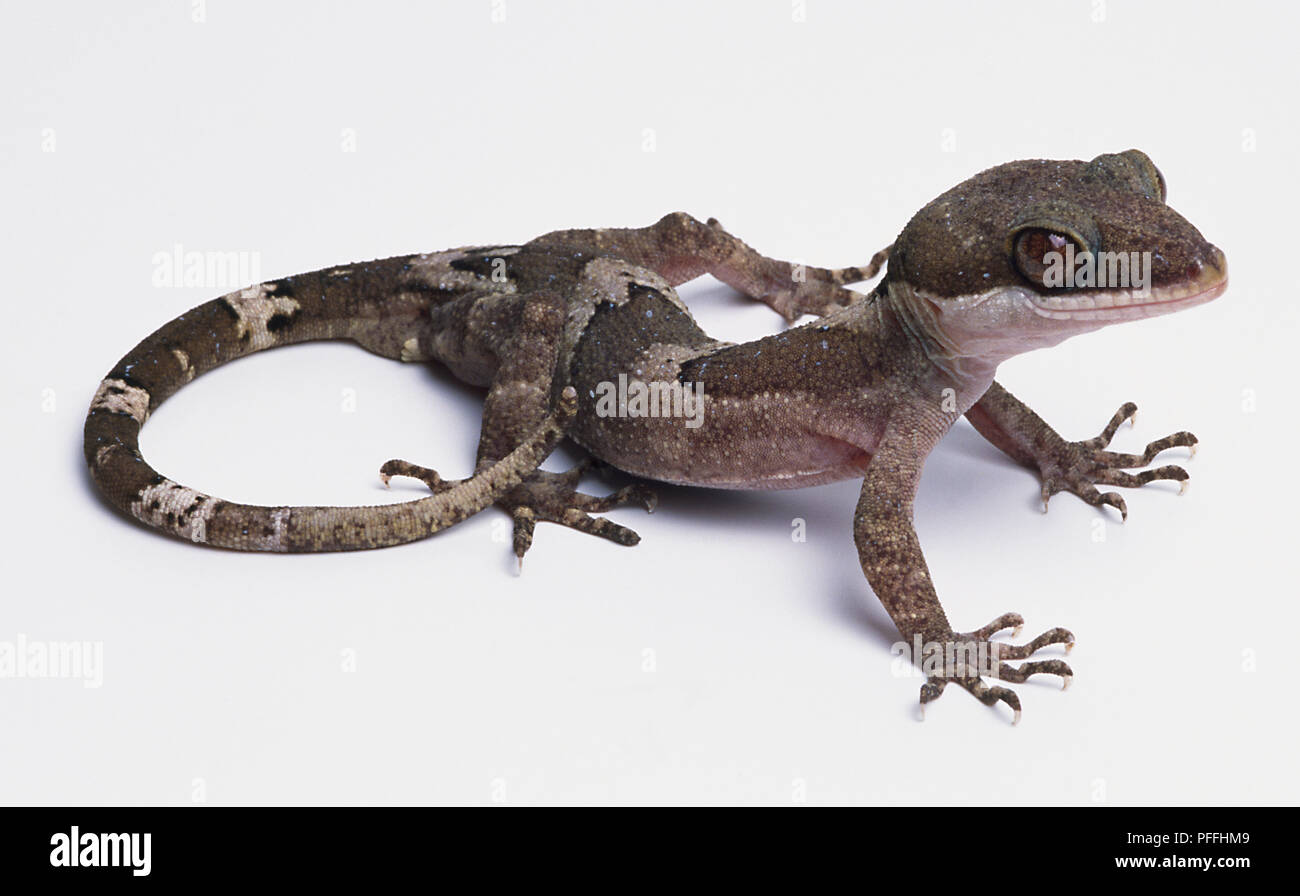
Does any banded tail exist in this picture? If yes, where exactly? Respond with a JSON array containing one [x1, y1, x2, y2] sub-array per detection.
[[84, 257, 567, 551]]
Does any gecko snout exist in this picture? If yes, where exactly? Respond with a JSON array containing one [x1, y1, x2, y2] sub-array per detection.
[[1187, 244, 1228, 293]]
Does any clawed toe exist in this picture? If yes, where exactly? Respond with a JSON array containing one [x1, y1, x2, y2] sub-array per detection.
[[558, 508, 642, 545], [569, 483, 658, 514], [378, 455, 656, 564], [916, 619, 1074, 723], [993, 626, 1074, 659], [379, 459, 455, 493], [511, 502, 645, 567], [503, 463, 657, 564], [962, 678, 1023, 725], [967, 612, 1024, 641], [996, 659, 1073, 689], [920, 675, 1023, 725], [1039, 402, 1200, 519]]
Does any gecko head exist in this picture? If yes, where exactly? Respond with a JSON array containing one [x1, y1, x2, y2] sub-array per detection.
[[882, 149, 1227, 367]]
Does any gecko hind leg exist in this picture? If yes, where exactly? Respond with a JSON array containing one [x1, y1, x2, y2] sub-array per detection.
[[381, 288, 654, 563], [381, 457, 657, 562], [695, 215, 891, 321], [699, 216, 893, 321], [531, 212, 888, 322]]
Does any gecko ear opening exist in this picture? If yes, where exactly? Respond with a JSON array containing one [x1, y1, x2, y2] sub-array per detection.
[[1007, 201, 1100, 287]]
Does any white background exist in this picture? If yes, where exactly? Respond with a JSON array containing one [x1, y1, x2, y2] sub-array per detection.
[[2, 1, 1295, 806]]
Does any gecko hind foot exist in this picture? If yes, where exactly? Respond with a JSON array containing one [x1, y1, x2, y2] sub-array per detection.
[[917, 619, 1074, 724], [503, 462, 657, 562], [704, 217, 887, 322], [1040, 402, 1197, 521], [382, 458, 656, 562]]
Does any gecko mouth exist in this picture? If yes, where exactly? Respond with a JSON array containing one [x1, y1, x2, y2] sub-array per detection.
[[1028, 250, 1228, 321]]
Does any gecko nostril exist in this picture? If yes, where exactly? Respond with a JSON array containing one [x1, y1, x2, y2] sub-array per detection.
[[1206, 245, 1227, 273], [1187, 246, 1227, 286]]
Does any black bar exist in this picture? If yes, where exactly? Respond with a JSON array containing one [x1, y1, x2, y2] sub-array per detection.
[[0, 807, 1279, 883]]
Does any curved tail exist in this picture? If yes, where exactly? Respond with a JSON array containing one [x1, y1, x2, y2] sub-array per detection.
[[85, 263, 568, 551]]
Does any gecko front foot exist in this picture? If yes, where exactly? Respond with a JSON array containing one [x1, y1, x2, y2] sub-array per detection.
[[1039, 402, 1197, 521], [917, 615, 1074, 724], [381, 457, 656, 564]]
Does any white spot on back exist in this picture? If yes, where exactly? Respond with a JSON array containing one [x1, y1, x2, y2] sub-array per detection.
[[407, 248, 519, 293], [563, 258, 691, 356]]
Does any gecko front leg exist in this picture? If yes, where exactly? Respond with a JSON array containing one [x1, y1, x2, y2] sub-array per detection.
[[966, 381, 1198, 521], [856, 406, 1074, 722]]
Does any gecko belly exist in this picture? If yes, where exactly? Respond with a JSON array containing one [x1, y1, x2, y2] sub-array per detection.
[[570, 398, 877, 491], [651, 437, 872, 490]]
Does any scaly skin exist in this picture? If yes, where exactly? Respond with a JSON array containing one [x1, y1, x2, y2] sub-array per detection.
[[85, 149, 1227, 721]]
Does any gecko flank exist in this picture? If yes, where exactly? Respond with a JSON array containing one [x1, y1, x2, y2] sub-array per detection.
[[85, 150, 1226, 721]]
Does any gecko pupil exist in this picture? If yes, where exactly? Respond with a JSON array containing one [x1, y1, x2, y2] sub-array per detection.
[[1014, 228, 1077, 286]]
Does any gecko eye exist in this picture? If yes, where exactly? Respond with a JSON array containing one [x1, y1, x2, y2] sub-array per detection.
[[1151, 165, 1168, 203], [1012, 229, 1086, 286], [1086, 150, 1167, 203]]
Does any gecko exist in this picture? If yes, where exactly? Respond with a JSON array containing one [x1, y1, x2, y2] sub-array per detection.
[[84, 150, 1227, 721]]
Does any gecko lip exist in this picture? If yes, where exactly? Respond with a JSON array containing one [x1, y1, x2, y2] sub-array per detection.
[[1028, 251, 1228, 321]]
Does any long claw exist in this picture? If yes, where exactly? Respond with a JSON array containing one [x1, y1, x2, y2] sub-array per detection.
[[1100, 491, 1128, 522]]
